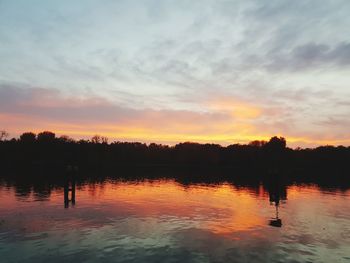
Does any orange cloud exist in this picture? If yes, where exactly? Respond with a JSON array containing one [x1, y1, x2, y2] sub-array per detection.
[[206, 97, 262, 119], [1, 87, 349, 147]]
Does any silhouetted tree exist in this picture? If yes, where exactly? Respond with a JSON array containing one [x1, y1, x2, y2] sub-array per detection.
[[265, 136, 286, 151], [37, 131, 56, 142], [58, 135, 75, 143], [91, 135, 101, 143], [101, 136, 108, 144], [0, 131, 349, 186], [0, 130, 9, 141], [20, 132, 36, 143], [91, 135, 108, 144], [262, 136, 287, 172], [249, 140, 267, 147]]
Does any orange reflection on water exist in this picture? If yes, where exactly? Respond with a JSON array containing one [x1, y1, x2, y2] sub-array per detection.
[[1, 180, 350, 239], [70, 180, 267, 235]]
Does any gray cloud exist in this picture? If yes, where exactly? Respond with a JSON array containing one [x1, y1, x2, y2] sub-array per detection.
[[0, 84, 229, 132], [265, 42, 350, 71]]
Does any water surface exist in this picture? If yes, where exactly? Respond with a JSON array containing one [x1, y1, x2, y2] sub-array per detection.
[[0, 178, 349, 262]]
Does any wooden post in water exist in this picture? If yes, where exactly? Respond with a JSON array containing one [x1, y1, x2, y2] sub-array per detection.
[[64, 165, 77, 208], [71, 179, 76, 205], [64, 180, 69, 208], [267, 173, 284, 227]]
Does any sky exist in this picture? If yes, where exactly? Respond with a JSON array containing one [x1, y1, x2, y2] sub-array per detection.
[[0, 0, 350, 147]]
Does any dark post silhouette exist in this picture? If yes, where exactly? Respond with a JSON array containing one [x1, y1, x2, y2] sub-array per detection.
[[64, 166, 77, 208], [267, 175, 287, 227]]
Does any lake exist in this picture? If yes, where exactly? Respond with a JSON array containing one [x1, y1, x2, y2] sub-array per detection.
[[0, 177, 349, 262]]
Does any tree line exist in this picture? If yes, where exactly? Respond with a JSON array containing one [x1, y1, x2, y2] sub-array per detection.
[[0, 131, 349, 182]]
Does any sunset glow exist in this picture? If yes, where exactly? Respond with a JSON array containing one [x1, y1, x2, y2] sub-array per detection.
[[1, 1, 349, 147], [1, 2, 350, 262]]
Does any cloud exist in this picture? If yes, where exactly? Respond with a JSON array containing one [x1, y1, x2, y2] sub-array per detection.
[[0, 1, 350, 147], [265, 42, 350, 72], [0, 84, 262, 144], [1, 84, 349, 147], [0, 84, 222, 125]]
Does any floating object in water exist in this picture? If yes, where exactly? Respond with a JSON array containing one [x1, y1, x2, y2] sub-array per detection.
[[269, 218, 282, 227]]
